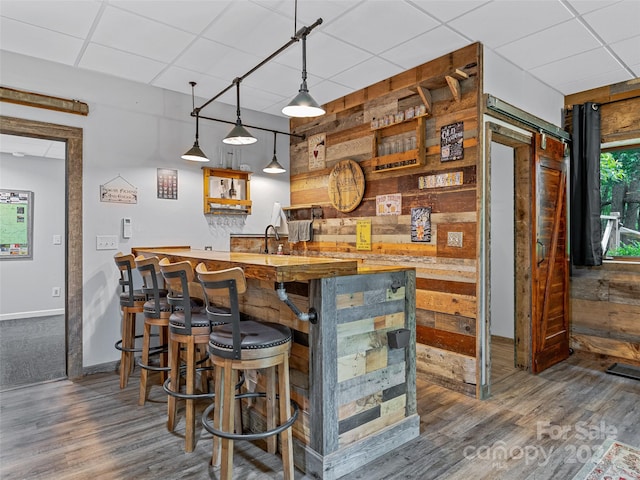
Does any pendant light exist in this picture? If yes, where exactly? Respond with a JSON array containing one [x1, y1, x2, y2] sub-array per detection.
[[263, 132, 286, 174], [181, 82, 209, 162], [223, 79, 257, 145], [282, 30, 325, 118]]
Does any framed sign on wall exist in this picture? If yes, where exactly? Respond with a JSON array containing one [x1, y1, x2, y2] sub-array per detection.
[[0, 189, 34, 259]]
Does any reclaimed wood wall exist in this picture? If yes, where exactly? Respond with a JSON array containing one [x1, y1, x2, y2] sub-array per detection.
[[564, 80, 640, 364], [287, 43, 482, 397]]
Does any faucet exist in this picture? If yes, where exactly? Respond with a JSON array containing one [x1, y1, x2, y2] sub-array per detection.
[[264, 224, 280, 254]]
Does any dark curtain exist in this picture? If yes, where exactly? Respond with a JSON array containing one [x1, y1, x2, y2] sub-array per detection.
[[570, 102, 602, 267]]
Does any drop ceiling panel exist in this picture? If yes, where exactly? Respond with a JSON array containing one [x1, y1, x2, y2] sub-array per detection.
[[174, 38, 259, 77], [611, 35, 640, 68], [449, 1, 574, 48], [271, 0, 360, 27], [242, 61, 302, 98], [0, 0, 102, 38], [380, 26, 470, 70], [91, 6, 195, 63], [557, 67, 633, 95], [409, 0, 490, 22], [297, 32, 372, 79], [566, 0, 622, 15], [79, 43, 167, 84], [495, 19, 601, 70], [330, 56, 403, 91], [109, 0, 231, 34], [151, 66, 230, 97], [321, 1, 440, 55], [582, 0, 640, 44], [0, 17, 84, 65]]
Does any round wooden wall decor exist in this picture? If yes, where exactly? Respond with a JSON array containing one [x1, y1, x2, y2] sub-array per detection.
[[328, 159, 366, 213]]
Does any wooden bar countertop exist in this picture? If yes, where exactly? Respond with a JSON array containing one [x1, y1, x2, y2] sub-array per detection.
[[131, 247, 360, 283]]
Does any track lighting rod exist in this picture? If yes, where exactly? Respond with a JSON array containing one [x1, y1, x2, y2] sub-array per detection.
[[195, 113, 305, 139], [196, 17, 323, 114]]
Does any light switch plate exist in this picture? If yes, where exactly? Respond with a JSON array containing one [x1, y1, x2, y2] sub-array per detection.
[[96, 235, 118, 250], [447, 231, 463, 247]]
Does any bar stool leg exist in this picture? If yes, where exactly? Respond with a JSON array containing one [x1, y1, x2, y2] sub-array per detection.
[[265, 366, 277, 454], [167, 337, 180, 432], [278, 354, 294, 480], [159, 325, 168, 383], [212, 364, 224, 467], [185, 338, 197, 453], [119, 310, 133, 389], [220, 361, 235, 480], [138, 320, 152, 406]]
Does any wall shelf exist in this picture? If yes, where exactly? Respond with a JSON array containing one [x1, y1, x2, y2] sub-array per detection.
[[202, 167, 251, 215], [371, 115, 427, 173]]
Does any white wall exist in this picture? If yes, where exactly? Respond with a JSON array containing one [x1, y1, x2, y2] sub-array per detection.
[[489, 143, 515, 339], [0, 152, 65, 317], [0, 51, 291, 367], [484, 47, 564, 126]]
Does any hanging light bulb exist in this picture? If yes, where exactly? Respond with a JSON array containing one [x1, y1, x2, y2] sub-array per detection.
[[282, 30, 325, 118], [223, 79, 257, 145], [263, 132, 286, 174], [182, 82, 209, 162]]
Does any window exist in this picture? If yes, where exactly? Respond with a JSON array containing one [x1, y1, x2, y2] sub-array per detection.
[[600, 142, 640, 259]]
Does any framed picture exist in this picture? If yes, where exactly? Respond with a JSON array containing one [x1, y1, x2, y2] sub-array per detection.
[[157, 168, 178, 200], [308, 133, 326, 171], [0, 189, 34, 259], [411, 206, 432, 243], [440, 121, 464, 162]]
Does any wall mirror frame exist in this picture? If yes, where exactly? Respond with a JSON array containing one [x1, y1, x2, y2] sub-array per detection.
[[0, 115, 83, 379]]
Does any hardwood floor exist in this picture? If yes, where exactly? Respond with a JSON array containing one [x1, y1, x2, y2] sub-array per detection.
[[1, 351, 638, 480]]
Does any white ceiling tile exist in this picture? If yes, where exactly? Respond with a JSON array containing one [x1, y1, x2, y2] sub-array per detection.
[[409, 0, 490, 22], [557, 67, 632, 95], [321, 1, 440, 55], [330, 56, 403, 91], [233, 83, 288, 113], [0, 17, 83, 65], [242, 61, 302, 98], [151, 66, 231, 98], [303, 79, 354, 106], [582, 0, 640, 44], [90, 6, 195, 62], [610, 35, 640, 68], [630, 63, 640, 77], [201, 2, 293, 59], [380, 26, 470, 70], [496, 19, 601, 70], [174, 38, 261, 79], [268, 0, 361, 27], [566, 0, 623, 15], [78, 43, 166, 83], [529, 47, 625, 87], [0, 0, 102, 38], [449, 0, 574, 48], [109, 1, 231, 34]]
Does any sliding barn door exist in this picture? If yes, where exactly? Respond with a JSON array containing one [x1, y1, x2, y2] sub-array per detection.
[[532, 133, 570, 373]]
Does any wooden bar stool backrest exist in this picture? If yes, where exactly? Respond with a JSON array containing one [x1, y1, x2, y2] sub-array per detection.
[[134, 255, 167, 319], [159, 259, 205, 335], [196, 263, 246, 360], [114, 252, 144, 307]]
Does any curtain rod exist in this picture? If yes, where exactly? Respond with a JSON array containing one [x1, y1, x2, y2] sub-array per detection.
[[195, 18, 323, 114], [196, 113, 305, 139]]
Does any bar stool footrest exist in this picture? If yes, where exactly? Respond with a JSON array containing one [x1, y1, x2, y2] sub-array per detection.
[[201, 392, 299, 441], [114, 333, 146, 353]]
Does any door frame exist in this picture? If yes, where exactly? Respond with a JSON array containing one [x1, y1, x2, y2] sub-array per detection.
[[479, 120, 533, 399], [0, 115, 83, 379]]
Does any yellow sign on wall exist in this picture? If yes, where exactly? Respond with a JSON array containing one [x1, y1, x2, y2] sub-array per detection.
[[356, 219, 371, 250]]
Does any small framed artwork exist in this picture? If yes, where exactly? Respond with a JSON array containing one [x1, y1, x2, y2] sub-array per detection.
[[376, 193, 402, 216], [440, 121, 464, 162], [356, 219, 371, 250], [411, 206, 432, 242], [0, 189, 34, 259], [157, 168, 178, 200], [308, 133, 326, 171]]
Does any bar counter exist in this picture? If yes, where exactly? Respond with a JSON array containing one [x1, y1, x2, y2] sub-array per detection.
[[132, 246, 419, 480]]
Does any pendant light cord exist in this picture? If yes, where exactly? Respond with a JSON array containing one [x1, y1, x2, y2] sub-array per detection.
[[273, 131, 277, 156], [189, 81, 200, 144]]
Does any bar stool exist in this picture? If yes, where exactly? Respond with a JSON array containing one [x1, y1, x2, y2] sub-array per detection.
[[134, 255, 170, 406], [113, 252, 146, 389], [159, 258, 214, 453], [196, 263, 299, 480]]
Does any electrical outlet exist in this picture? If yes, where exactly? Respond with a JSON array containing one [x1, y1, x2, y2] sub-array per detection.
[[96, 235, 119, 250], [52, 234, 62, 245], [52, 287, 61, 297], [447, 231, 463, 247]]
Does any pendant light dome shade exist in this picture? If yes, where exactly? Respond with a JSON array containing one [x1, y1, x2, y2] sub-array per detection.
[[181, 143, 209, 162], [282, 81, 325, 118], [223, 118, 257, 145], [263, 132, 286, 173]]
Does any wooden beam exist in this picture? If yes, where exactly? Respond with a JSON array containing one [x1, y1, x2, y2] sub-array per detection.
[[0, 86, 89, 116], [416, 85, 432, 115]]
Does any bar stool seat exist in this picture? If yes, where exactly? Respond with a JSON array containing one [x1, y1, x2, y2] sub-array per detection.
[[114, 252, 147, 389], [159, 258, 215, 453], [196, 263, 299, 480], [135, 255, 171, 406]]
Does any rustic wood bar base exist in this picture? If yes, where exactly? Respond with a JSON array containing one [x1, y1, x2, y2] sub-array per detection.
[[132, 247, 419, 479]]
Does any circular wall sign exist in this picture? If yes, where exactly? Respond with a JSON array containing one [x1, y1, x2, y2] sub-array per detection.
[[328, 159, 366, 213]]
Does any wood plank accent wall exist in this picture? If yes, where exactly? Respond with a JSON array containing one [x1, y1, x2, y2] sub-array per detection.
[[287, 43, 482, 397], [564, 80, 640, 364]]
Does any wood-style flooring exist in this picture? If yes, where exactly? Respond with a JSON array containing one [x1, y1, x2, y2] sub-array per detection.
[[1, 348, 639, 480]]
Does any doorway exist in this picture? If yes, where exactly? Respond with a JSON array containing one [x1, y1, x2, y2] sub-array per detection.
[[0, 115, 83, 380]]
